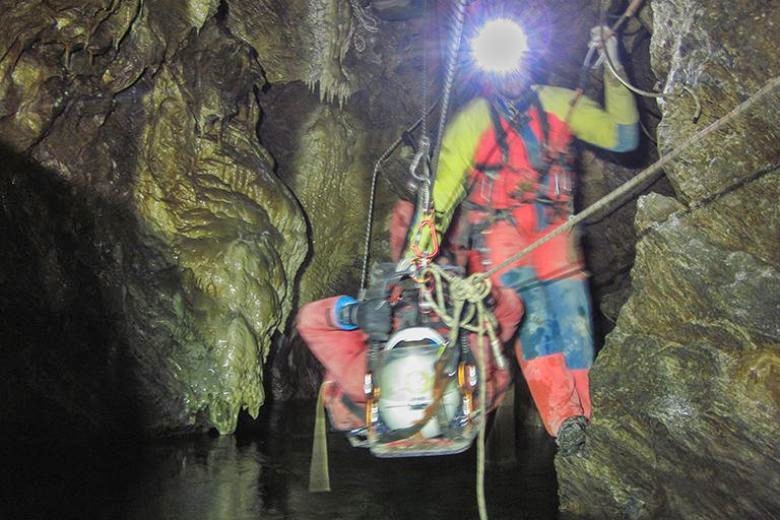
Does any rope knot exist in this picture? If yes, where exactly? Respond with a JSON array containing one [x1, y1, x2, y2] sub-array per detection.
[[448, 273, 492, 304]]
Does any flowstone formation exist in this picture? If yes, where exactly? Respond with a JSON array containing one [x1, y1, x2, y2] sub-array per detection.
[[0, 0, 307, 437], [0, 0, 444, 437], [249, 1, 436, 306], [557, 1, 780, 518]]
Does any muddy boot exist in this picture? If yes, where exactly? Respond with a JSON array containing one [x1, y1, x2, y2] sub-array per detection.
[[556, 415, 587, 456]]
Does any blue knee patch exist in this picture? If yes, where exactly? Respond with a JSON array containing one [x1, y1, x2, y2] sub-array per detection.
[[544, 279, 594, 369], [501, 267, 558, 360]]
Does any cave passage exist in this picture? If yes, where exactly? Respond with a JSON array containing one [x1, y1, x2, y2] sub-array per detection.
[[2, 0, 778, 518]]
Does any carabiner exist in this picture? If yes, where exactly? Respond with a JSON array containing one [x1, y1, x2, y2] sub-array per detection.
[[410, 211, 440, 262], [409, 136, 431, 182]]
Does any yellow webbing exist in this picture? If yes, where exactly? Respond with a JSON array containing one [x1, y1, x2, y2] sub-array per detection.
[[308, 384, 331, 492]]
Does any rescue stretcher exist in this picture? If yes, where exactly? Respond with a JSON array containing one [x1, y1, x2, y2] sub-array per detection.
[[342, 262, 490, 458]]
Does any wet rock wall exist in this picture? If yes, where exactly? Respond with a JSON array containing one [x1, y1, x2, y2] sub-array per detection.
[[0, 0, 446, 437], [557, 1, 780, 518], [0, 0, 308, 437]]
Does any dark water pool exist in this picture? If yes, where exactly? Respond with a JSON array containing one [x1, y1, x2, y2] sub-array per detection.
[[2, 400, 559, 520]]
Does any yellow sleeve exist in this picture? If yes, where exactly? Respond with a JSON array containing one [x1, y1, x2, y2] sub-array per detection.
[[405, 98, 493, 259], [432, 98, 493, 232], [535, 72, 639, 152]]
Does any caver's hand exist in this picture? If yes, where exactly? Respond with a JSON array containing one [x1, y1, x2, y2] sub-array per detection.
[[589, 25, 621, 68], [355, 298, 392, 342]]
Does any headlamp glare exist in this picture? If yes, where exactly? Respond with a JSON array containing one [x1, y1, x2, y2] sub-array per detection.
[[470, 18, 529, 75]]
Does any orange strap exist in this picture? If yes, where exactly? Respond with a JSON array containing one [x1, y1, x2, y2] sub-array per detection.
[[410, 211, 440, 262]]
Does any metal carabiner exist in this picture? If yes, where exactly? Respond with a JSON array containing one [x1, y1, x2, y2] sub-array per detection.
[[410, 211, 440, 262], [409, 136, 431, 182]]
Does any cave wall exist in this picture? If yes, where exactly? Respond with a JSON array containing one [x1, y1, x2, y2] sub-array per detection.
[[0, 0, 310, 437], [557, 1, 780, 518], [0, 0, 446, 437], [251, 5, 442, 306]]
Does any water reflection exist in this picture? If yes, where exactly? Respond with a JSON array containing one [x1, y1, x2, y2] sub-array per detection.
[[3, 399, 558, 520], [124, 437, 268, 519]]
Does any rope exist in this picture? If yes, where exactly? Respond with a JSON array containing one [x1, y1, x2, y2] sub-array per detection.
[[421, 0, 429, 153], [566, 0, 647, 124], [431, 0, 470, 180], [597, 26, 703, 123], [480, 74, 780, 280], [475, 319, 488, 520], [415, 263, 498, 520], [592, 1, 702, 122], [418, 266, 493, 337], [362, 0, 469, 288], [570, 1, 700, 125], [359, 100, 441, 292]]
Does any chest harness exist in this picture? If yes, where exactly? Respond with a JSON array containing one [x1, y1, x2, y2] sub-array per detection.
[[466, 91, 577, 232]]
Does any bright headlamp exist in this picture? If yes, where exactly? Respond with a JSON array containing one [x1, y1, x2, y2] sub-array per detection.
[[470, 18, 529, 74]]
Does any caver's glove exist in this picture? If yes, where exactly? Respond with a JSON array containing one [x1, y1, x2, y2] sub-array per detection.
[[334, 296, 392, 341], [356, 298, 392, 341], [589, 25, 621, 68]]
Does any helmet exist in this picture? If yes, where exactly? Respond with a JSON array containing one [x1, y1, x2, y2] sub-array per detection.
[[382, 324, 446, 352], [377, 327, 461, 438]]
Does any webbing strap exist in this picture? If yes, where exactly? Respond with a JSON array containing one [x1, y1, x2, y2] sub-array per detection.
[[308, 385, 331, 492], [506, 91, 550, 174], [516, 115, 546, 172], [484, 92, 552, 175], [488, 102, 510, 165], [340, 392, 365, 419]]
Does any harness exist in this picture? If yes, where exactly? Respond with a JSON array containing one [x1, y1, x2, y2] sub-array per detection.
[[468, 91, 576, 231]]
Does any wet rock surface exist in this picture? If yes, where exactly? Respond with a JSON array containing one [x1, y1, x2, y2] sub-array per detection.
[[0, 0, 449, 438], [0, 1, 308, 437], [557, 1, 780, 518]]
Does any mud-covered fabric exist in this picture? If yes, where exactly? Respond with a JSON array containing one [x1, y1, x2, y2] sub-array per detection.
[[501, 268, 594, 369]]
